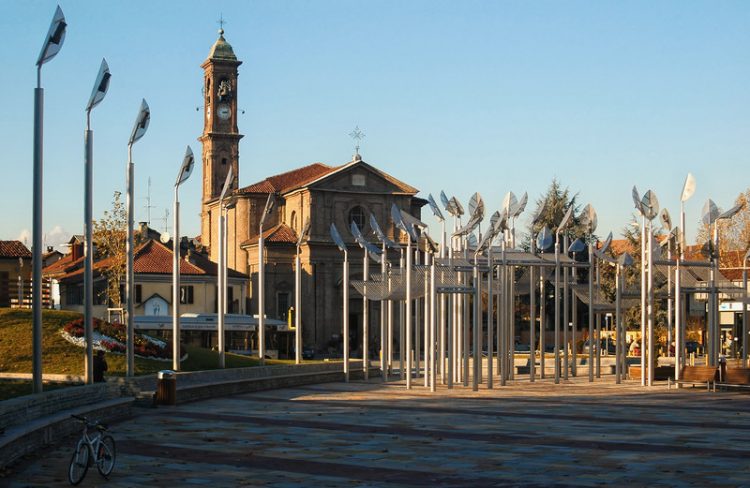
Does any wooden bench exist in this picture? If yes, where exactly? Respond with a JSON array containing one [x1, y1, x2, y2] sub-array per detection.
[[667, 365, 717, 391], [716, 368, 750, 390]]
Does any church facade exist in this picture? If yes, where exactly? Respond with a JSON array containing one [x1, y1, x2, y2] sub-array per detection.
[[199, 30, 425, 354]]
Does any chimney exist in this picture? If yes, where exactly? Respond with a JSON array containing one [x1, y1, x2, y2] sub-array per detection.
[[71, 241, 84, 261]]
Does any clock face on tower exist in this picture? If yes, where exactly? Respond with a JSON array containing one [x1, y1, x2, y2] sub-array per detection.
[[218, 104, 231, 120]]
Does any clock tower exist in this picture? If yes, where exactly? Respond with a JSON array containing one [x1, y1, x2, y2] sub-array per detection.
[[200, 28, 243, 248]]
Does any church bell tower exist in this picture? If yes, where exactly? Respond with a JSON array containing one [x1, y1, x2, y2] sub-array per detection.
[[200, 28, 243, 248]]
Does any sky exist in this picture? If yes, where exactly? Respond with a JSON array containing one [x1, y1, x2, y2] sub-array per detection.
[[2, 1, 749, 252]]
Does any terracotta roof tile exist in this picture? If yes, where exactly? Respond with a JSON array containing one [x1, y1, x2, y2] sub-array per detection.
[[263, 224, 298, 244], [0, 241, 32, 259], [237, 163, 338, 195], [52, 239, 248, 282]]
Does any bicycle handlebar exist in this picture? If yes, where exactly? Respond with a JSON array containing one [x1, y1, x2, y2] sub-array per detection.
[[70, 414, 108, 431]]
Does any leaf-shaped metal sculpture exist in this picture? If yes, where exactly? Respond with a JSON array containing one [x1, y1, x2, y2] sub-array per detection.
[[453, 213, 482, 237], [510, 192, 528, 218], [531, 198, 548, 226], [330, 223, 346, 252], [351, 221, 382, 256], [466, 233, 478, 250], [440, 191, 451, 212], [558, 205, 575, 232], [489, 211, 500, 232], [86, 58, 111, 112], [640, 190, 659, 221], [580, 204, 597, 233], [660, 208, 672, 231], [392, 204, 418, 242], [468, 192, 484, 221], [369, 213, 400, 249], [536, 226, 553, 252], [718, 202, 744, 221], [681, 173, 696, 202], [297, 216, 311, 248], [259, 191, 274, 227], [450, 197, 465, 217], [632, 186, 641, 213], [701, 199, 719, 226], [503, 191, 516, 215], [618, 252, 634, 267], [568, 238, 585, 254], [427, 194, 445, 222], [175, 146, 195, 187], [599, 232, 613, 255]]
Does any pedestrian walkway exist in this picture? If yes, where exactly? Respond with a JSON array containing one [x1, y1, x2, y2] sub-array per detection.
[[5, 376, 750, 487]]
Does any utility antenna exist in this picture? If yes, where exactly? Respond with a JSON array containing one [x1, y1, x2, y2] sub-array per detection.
[[144, 177, 156, 225], [349, 126, 365, 158], [159, 209, 170, 234]]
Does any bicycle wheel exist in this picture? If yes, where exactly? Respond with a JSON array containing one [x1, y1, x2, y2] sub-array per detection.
[[96, 435, 116, 478], [68, 440, 89, 485]]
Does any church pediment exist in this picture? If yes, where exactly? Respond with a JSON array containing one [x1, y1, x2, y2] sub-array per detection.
[[305, 160, 418, 195]]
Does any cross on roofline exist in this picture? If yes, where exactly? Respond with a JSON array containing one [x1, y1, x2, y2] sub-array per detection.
[[349, 126, 365, 156], [217, 13, 226, 33]]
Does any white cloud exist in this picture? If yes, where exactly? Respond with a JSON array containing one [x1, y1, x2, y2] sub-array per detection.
[[16, 229, 31, 247], [46, 225, 72, 252]]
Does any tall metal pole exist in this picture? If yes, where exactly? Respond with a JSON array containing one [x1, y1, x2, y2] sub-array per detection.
[[406, 238, 413, 389], [472, 261, 480, 391], [439, 220, 446, 382], [563, 235, 570, 380], [173, 186, 181, 370], [588, 239, 594, 382], [529, 242, 536, 382], [343, 249, 350, 382], [743, 252, 749, 368], [615, 264, 622, 383], [430, 256, 437, 392], [32, 5, 67, 394], [126, 144, 135, 376], [647, 220, 655, 386], [32, 53, 46, 395], [218, 208, 225, 368], [572, 253, 578, 377], [363, 248, 369, 380], [640, 215, 646, 386], [295, 251, 302, 364], [83, 123, 94, 384], [487, 247, 494, 388], [554, 235, 561, 384], [258, 232, 265, 364]]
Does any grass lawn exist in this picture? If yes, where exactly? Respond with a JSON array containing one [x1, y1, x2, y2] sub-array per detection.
[[0, 308, 301, 379]]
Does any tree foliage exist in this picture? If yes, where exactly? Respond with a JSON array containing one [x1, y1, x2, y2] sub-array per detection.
[[93, 191, 127, 307]]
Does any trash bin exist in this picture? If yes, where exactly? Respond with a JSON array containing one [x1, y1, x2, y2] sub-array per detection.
[[156, 370, 176, 406]]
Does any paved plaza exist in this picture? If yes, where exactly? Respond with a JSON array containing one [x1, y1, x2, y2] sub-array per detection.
[[5, 376, 750, 487]]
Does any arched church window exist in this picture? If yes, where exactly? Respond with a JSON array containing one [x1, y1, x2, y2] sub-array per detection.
[[349, 206, 366, 231], [290, 211, 297, 231], [221, 158, 227, 165]]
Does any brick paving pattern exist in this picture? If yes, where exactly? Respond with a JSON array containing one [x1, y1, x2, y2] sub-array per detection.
[[6, 377, 750, 487]]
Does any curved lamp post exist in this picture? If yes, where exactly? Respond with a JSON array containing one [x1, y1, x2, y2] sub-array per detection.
[[172, 146, 194, 371], [32, 5, 66, 394], [126, 99, 150, 376], [83, 58, 111, 384], [217, 167, 234, 368]]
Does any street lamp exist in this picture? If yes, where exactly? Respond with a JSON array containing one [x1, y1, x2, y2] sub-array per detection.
[[257, 193, 274, 365], [32, 5, 66, 394], [294, 217, 311, 364], [83, 58, 111, 385], [217, 167, 234, 368], [126, 99, 150, 376], [172, 146, 194, 371]]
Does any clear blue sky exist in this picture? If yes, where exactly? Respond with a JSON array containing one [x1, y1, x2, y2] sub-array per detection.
[[2, 1, 748, 250]]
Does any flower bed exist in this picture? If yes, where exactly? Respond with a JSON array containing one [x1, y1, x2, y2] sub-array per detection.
[[60, 317, 184, 361]]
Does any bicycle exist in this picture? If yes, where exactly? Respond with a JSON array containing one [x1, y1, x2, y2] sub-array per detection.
[[67, 414, 116, 485]]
